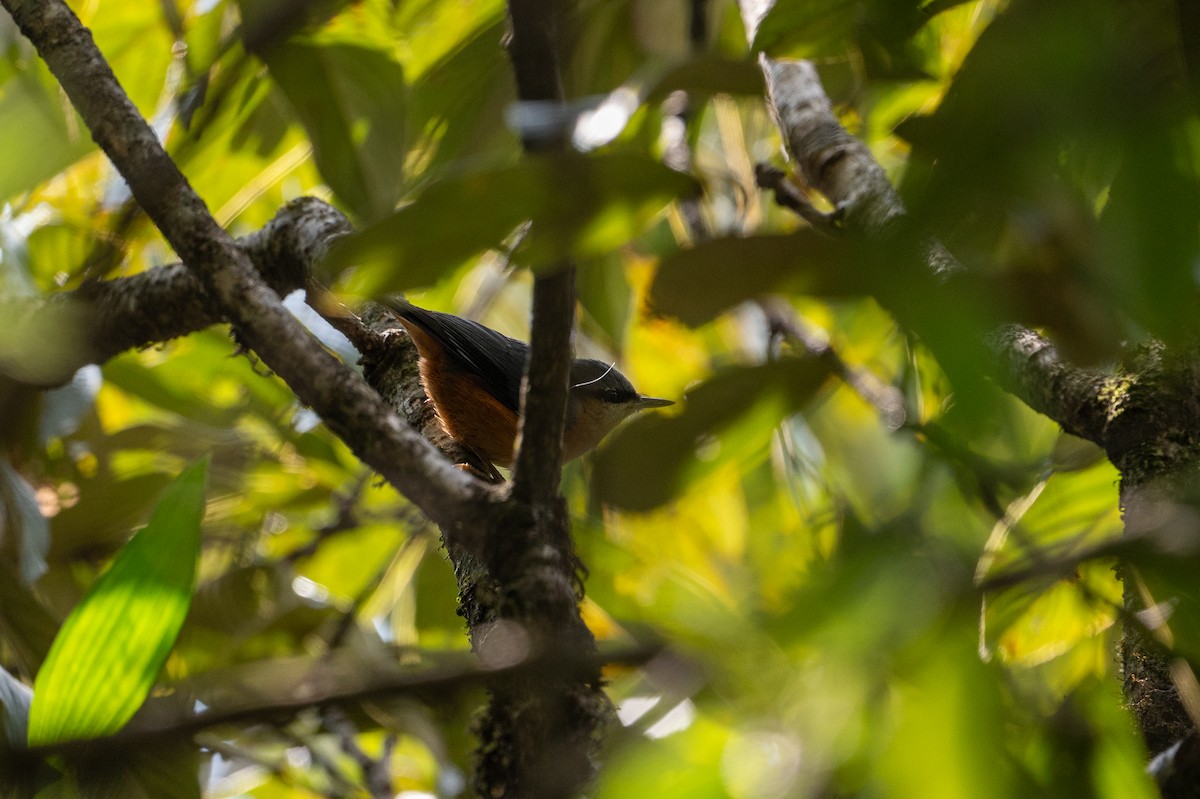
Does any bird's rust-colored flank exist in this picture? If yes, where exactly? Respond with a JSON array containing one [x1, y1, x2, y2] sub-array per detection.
[[379, 298, 673, 474], [411, 330, 521, 466]]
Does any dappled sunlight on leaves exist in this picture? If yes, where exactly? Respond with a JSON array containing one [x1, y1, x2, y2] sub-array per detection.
[[2, 0, 1194, 794]]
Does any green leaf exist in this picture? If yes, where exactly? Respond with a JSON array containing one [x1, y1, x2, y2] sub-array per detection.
[[51, 472, 175, 562], [578, 252, 633, 350], [0, 560, 59, 674], [752, 0, 926, 65], [651, 232, 857, 326], [405, 17, 513, 177], [27, 459, 208, 746], [644, 55, 766, 103], [593, 359, 833, 511], [72, 739, 202, 799], [263, 40, 407, 222], [0, 70, 94, 203], [330, 151, 697, 297]]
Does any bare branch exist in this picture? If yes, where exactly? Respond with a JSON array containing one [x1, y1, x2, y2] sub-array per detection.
[[754, 163, 842, 236], [762, 58, 903, 237]]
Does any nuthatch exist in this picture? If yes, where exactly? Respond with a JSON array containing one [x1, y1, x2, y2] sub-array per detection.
[[380, 298, 673, 470]]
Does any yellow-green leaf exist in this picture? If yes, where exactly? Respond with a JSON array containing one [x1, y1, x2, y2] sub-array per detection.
[[27, 459, 208, 746]]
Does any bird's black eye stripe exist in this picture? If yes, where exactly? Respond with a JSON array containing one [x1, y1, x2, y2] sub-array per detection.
[[602, 389, 626, 403]]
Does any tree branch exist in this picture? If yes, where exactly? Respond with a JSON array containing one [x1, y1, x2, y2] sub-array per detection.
[[10, 641, 660, 760], [756, 55, 1116, 448], [762, 58, 905, 238], [1, 198, 347, 387], [427, 4, 614, 798], [749, 37, 1200, 768], [983, 324, 1121, 448], [506, 0, 574, 504], [2, 0, 496, 548]]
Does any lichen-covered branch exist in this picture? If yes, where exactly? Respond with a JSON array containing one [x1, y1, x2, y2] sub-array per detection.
[[757, 55, 1115, 446], [751, 39, 1200, 777], [983, 324, 1119, 450], [2, 198, 348, 387], [2, 0, 496, 544]]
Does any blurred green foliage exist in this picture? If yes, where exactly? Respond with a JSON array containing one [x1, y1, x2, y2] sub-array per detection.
[[0, 0, 1193, 796]]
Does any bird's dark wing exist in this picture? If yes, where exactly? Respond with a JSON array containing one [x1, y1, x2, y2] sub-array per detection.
[[380, 298, 527, 413]]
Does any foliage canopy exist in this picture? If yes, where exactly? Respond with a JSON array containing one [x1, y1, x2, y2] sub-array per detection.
[[1, 0, 1196, 797]]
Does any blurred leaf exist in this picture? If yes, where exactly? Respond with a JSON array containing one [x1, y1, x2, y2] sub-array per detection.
[[405, 17, 513, 178], [578, 251, 633, 349], [1132, 550, 1200, 666], [644, 55, 765, 103], [565, 0, 649, 97], [899, 0, 1165, 274], [594, 358, 833, 511], [651, 232, 856, 326], [51, 473, 174, 562], [753, 0, 930, 78], [0, 560, 59, 674], [595, 716, 729, 798], [743, 238, 999, 419], [879, 626, 1015, 799], [0, 70, 94, 203], [753, 0, 863, 53], [0, 460, 48, 586], [1081, 680, 1159, 798], [64, 739, 202, 799], [331, 151, 696, 296], [101, 361, 240, 428], [1050, 433, 1106, 474], [393, 0, 506, 80], [262, 40, 407, 222], [978, 461, 1121, 582], [1096, 128, 1200, 345], [984, 564, 1117, 671], [186, 563, 310, 641], [27, 459, 208, 746], [0, 299, 92, 387], [237, 0, 353, 56], [86, 0, 173, 115]]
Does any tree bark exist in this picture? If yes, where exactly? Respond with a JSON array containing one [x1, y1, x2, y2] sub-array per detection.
[[3, 2, 609, 796], [1, 0, 497, 545]]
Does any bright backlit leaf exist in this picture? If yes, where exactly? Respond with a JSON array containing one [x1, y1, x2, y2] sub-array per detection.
[[0, 70, 95, 204], [27, 459, 208, 746], [264, 41, 407, 223]]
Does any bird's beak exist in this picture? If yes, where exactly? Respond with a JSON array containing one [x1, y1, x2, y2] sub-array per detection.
[[633, 395, 674, 410]]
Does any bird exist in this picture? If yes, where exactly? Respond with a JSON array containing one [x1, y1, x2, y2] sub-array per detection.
[[379, 297, 673, 472]]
